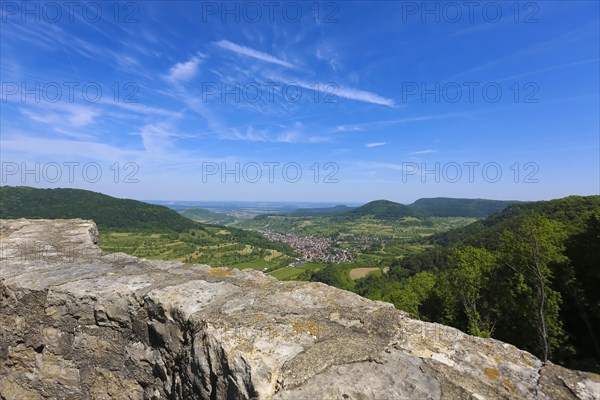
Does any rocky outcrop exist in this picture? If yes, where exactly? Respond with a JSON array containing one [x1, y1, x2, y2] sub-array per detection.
[[0, 219, 598, 400]]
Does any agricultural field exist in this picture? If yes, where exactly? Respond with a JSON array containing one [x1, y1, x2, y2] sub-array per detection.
[[99, 227, 292, 270], [235, 215, 476, 240], [268, 262, 329, 280], [349, 268, 380, 280]]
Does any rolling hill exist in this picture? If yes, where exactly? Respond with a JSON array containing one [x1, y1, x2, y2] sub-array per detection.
[[344, 200, 414, 220], [407, 197, 520, 218], [428, 195, 600, 249], [0, 186, 198, 231]]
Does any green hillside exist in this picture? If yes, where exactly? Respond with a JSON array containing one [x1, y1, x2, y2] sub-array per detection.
[[345, 200, 414, 220], [408, 197, 520, 218], [0, 186, 197, 231], [429, 195, 600, 248]]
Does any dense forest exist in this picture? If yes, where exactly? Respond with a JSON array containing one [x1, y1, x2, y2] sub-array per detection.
[[407, 197, 521, 218], [311, 196, 600, 372], [0, 186, 198, 231]]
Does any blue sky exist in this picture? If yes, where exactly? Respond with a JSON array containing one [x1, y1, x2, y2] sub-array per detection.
[[1, 1, 598, 202]]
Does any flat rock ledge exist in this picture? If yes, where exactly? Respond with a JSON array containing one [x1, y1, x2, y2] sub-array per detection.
[[0, 219, 598, 400]]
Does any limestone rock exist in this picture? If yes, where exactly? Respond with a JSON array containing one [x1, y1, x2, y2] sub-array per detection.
[[0, 219, 598, 399]]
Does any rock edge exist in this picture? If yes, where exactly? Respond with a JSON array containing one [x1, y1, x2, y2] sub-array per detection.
[[0, 219, 598, 400]]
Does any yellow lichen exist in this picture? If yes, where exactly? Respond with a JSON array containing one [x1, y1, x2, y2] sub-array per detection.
[[289, 321, 323, 337], [484, 367, 500, 380], [208, 268, 233, 277], [502, 378, 516, 392]]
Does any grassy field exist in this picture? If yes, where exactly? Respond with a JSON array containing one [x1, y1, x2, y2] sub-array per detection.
[[99, 228, 291, 270], [268, 262, 329, 280]]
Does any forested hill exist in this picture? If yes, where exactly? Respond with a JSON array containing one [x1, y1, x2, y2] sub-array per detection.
[[0, 186, 199, 231], [407, 197, 520, 217], [429, 195, 600, 248], [344, 200, 414, 219]]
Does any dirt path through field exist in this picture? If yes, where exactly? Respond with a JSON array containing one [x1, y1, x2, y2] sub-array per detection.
[[349, 268, 379, 280]]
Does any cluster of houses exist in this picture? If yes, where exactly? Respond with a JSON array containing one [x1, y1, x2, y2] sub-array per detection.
[[260, 231, 354, 263]]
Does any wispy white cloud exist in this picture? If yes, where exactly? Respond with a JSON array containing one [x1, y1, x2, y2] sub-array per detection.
[[166, 53, 204, 83], [107, 101, 182, 118], [294, 80, 395, 107], [138, 123, 178, 154], [316, 45, 340, 71], [224, 126, 269, 142], [52, 128, 97, 141], [220, 123, 330, 144], [214, 40, 295, 68], [0, 135, 141, 162], [20, 103, 99, 128], [409, 149, 437, 155], [347, 113, 469, 129], [335, 86, 395, 107], [366, 142, 387, 148], [335, 125, 363, 132], [276, 131, 300, 143], [306, 136, 331, 143]]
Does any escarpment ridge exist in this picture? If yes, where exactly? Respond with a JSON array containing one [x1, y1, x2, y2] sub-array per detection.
[[0, 219, 598, 399]]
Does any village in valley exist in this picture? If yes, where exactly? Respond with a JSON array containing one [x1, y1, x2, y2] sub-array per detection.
[[260, 230, 354, 264]]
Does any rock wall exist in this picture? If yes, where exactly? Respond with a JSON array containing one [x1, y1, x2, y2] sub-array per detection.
[[0, 219, 598, 399]]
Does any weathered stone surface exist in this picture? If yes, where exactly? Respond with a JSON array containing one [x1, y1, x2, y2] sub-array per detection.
[[0, 218, 598, 400]]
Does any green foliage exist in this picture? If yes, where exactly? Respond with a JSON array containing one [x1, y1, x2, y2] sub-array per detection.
[[309, 264, 355, 291], [430, 195, 600, 249], [499, 214, 568, 361], [558, 209, 600, 371], [444, 246, 497, 337], [381, 272, 437, 319], [0, 186, 198, 231], [408, 197, 520, 218]]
